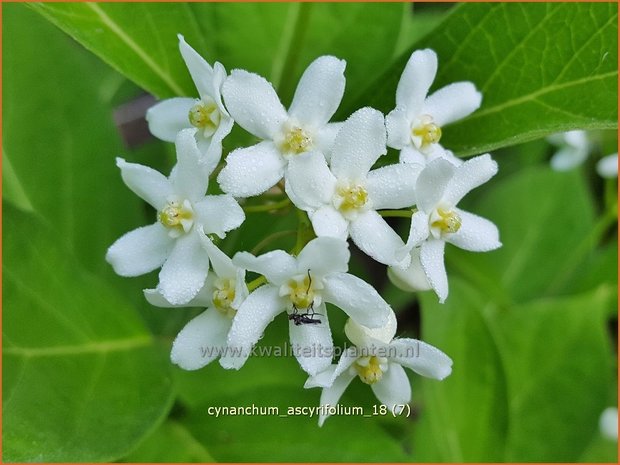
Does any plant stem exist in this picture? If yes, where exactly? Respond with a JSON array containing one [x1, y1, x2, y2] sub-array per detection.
[[379, 209, 414, 218], [243, 198, 291, 213], [251, 230, 297, 255], [247, 275, 267, 292]]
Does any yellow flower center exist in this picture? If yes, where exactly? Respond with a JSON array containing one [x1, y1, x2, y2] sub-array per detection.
[[279, 126, 312, 155], [213, 278, 237, 319], [431, 208, 462, 234], [412, 115, 442, 148], [354, 356, 388, 385], [334, 183, 368, 214], [158, 199, 194, 236], [188, 98, 221, 137], [286, 272, 315, 309]]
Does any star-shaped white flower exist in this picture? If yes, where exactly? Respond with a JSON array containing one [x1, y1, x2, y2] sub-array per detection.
[[219, 237, 392, 375], [390, 154, 501, 303], [305, 312, 452, 426], [106, 128, 245, 305], [286, 107, 420, 267], [144, 233, 248, 370], [217, 56, 346, 197], [548, 130, 591, 172], [386, 49, 482, 166], [146, 35, 233, 174]]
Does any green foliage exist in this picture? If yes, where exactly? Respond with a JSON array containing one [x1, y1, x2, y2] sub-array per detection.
[[4, 2, 618, 463], [3, 204, 175, 462], [360, 2, 618, 156]]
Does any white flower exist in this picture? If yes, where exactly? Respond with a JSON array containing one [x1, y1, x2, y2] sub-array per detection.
[[219, 237, 392, 375], [599, 407, 618, 441], [548, 130, 590, 171], [305, 313, 452, 426], [217, 56, 346, 197], [393, 154, 501, 303], [385, 49, 481, 166], [146, 35, 233, 174], [144, 233, 248, 370], [106, 129, 245, 305], [287, 107, 420, 267], [596, 153, 618, 179]]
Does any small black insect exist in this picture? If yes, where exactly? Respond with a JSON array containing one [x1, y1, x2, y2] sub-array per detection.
[[289, 303, 323, 326], [288, 270, 322, 326]]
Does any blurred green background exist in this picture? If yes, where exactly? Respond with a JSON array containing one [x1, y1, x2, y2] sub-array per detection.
[[2, 2, 617, 462]]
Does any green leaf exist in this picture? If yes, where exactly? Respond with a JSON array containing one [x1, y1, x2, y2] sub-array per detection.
[[30, 3, 405, 111], [28, 3, 203, 98], [2, 204, 175, 462], [413, 281, 508, 462], [417, 279, 614, 461], [448, 165, 597, 303], [361, 3, 618, 155], [121, 420, 214, 462], [3, 4, 149, 278]]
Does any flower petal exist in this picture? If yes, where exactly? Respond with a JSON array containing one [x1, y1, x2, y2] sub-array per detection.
[[297, 236, 350, 277], [396, 49, 437, 117], [389, 338, 453, 380], [420, 239, 448, 303], [146, 97, 195, 142], [233, 250, 297, 286], [405, 210, 430, 248], [304, 347, 358, 388], [199, 115, 234, 175], [220, 285, 284, 370], [170, 128, 210, 200], [194, 194, 245, 239], [423, 82, 482, 126], [309, 205, 349, 240], [106, 223, 174, 277], [322, 271, 391, 328], [171, 308, 232, 370], [317, 371, 356, 426], [370, 362, 411, 408], [596, 153, 618, 178], [289, 56, 346, 128], [387, 247, 432, 292], [349, 210, 409, 266], [178, 35, 214, 98], [198, 231, 238, 278], [330, 107, 387, 181], [345, 310, 397, 347], [415, 158, 455, 212], [443, 154, 498, 206], [550, 147, 589, 171], [446, 209, 501, 252], [222, 69, 287, 139], [143, 277, 214, 308], [385, 108, 411, 150], [286, 151, 337, 210], [158, 232, 210, 305], [367, 163, 421, 210], [288, 303, 334, 375], [217, 142, 286, 198], [399, 145, 426, 165], [116, 158, 173, 210], [315, 122, 343, 161]]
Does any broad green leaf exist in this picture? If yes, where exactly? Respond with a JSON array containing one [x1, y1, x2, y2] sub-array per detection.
[[2, 150, 33, 213], [417, 279, 614, 461], [3, 4, 148, 277], [414, 281, 508, 462], [447, 165, 596, 303], [28, 2, 204, 98], [360, 3, 618, 156], [2, 204, 175, 462], [121, 420, 214, 462], [30, 3, 404, 111]]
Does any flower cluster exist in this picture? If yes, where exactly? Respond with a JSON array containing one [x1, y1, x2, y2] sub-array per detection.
[[107, 36, 501, 425]]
